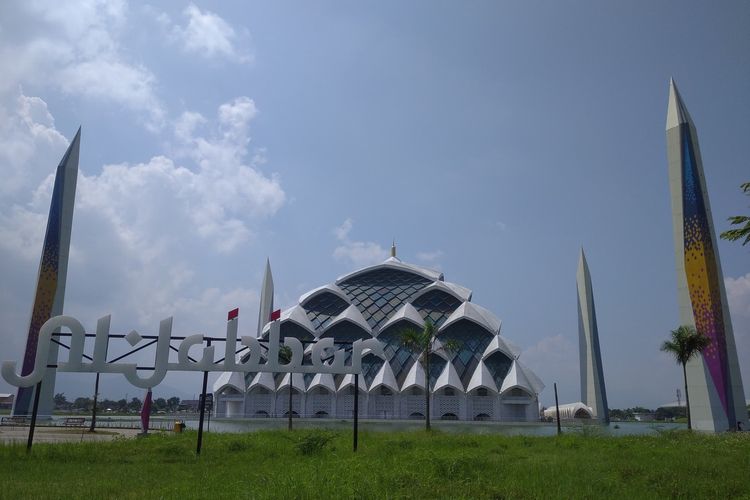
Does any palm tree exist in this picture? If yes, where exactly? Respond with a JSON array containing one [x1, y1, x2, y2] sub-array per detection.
[[720, 182, 750, 246], [660, 325, 711, 430], [400, 320, 459, 431], [279, 345, 294, 430]]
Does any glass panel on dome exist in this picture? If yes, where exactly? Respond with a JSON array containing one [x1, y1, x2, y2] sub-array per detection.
[[485, 351, 513, 388], [361, 353, 385, 387], [411, 289, 462, 328], [428, 353, 447, 389], [338, 268, 431, 329], [439, 320, 494, 387], [303, 292, 349, 331]]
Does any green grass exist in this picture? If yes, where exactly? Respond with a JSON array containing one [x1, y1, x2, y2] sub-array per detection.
[[1, 429, 748, 499]]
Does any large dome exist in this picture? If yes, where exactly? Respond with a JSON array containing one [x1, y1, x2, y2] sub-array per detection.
[[213, 255, 544, 422]]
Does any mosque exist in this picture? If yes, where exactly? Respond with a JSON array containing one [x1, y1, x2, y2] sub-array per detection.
[[213, 244, 544, 421]]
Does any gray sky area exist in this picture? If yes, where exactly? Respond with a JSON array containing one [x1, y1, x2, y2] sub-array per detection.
[[0, 1, 748, 408]]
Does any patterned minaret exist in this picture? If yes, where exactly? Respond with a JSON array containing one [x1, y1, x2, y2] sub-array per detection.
[[13, 128, 80, 417], [576, 248, 609, 423], [666, 79, 747, 432], [256, 258, 274, 337]]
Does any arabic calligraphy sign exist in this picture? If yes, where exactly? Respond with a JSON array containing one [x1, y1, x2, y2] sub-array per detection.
[[1, 315, 384, 389]]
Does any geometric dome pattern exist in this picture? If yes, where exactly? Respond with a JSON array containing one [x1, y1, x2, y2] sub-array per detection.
[[214, 255, 544, 422]]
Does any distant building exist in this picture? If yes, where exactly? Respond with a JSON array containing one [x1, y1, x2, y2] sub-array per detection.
[[0, 394, 14, 410], [633, 412, 656, 422], [543, 402, 593, 421], [178, 400, 200, 412]]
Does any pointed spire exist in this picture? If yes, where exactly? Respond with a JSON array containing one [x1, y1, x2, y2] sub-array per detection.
[[666, 78, 694, 131], [576, 249, 609, 423], [578, 247, 589, 277], [390, 239, 397, 257], [13, 127, 81, 417], [257, 258, 274, 337]]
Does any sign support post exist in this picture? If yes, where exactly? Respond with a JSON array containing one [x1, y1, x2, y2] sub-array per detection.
[[554, 382, 561, 435], [26, 380, 42, 453], [353, 373, 359, 452], [196, 340, 211, 456]]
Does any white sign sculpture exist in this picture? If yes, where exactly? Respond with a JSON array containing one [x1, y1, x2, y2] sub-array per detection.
[[2, 315, 384, 389]]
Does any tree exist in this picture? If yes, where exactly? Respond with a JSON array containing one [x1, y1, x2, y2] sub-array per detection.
[[399, 320, 459, 431], [720, 182, 750, 246], [167, 397, 181, 413], [53, 393, 69, 411], [660, 325, 711, 430]]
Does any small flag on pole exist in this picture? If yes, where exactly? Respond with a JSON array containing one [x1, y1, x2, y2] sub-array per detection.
[[228, 308, 239, 321], [269, 309, 281, 321], [140, 388, 152, 434]]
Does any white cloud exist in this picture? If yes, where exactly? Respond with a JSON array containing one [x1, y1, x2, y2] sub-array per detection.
[[0, 93, 284, 369], [332, 218, 387, 267], [0, 93, 69, 197], [334, 218, 353, 241], [162, 3, 251, 63], [0, 1, 165, 129], [725, 273, 750, 385], [521, 334, 578, 405], [726, 273, 750, 319], [416, 250, 444, 263]]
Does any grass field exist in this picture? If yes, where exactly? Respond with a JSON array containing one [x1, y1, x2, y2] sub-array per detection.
[[1, 429, 748, 499]]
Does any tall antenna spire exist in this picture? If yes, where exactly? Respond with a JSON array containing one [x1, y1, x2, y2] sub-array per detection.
[[390, 239, 396, 257]]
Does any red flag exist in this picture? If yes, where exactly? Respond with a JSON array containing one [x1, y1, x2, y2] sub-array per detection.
[[140, 388, 152, 434], [269, 309, 281, 321], [227, 308, 239, 321]]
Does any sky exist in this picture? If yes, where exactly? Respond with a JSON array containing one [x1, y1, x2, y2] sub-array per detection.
[[0, 1, 748, 409]]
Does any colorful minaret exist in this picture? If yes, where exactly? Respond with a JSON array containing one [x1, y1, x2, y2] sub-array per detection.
[[576, 248, 609, 423], [256, 258, 274, 337], [13, 128, 81, 417], [666, 79, 747, 432]]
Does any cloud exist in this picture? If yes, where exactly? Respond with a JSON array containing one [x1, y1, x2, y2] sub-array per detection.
[[334, 218, 353, 241], [160, 3, 251, 63], [725, 273, 750, 384], [726, 273, 750, 319], [0, 1, 165, 128], [521, 334, 578, 405], [0, 93, 69, 198], [333, 218, 388, 267], [0, 93, 283, 368], [416, 250, 444, 263]]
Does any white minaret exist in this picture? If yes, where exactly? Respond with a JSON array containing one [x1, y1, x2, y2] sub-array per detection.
[[576, 248, 609, 423], [256, 258, 274, 337], [666, 79, 747, 432]]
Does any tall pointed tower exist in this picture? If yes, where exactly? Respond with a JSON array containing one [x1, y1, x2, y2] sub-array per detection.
[[576, 249, 609, 423], [13, 128, 81, 417], [666, 79, 747, 432], [256, 258, 274, 337]]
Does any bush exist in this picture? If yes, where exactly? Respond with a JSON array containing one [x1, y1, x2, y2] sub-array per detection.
[[294, 431, 334, 456]]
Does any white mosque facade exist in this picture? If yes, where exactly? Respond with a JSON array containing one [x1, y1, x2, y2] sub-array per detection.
[[213, 252, 544, 422]]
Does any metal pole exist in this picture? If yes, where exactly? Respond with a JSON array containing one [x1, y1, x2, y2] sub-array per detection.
[[353, 374, 359, 452], [554, 382, 561, 435], [196, 340, 210, 456], [90, 372, 100, 432], [26, 380, 42, 453], [288, 374, 293, 431]]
